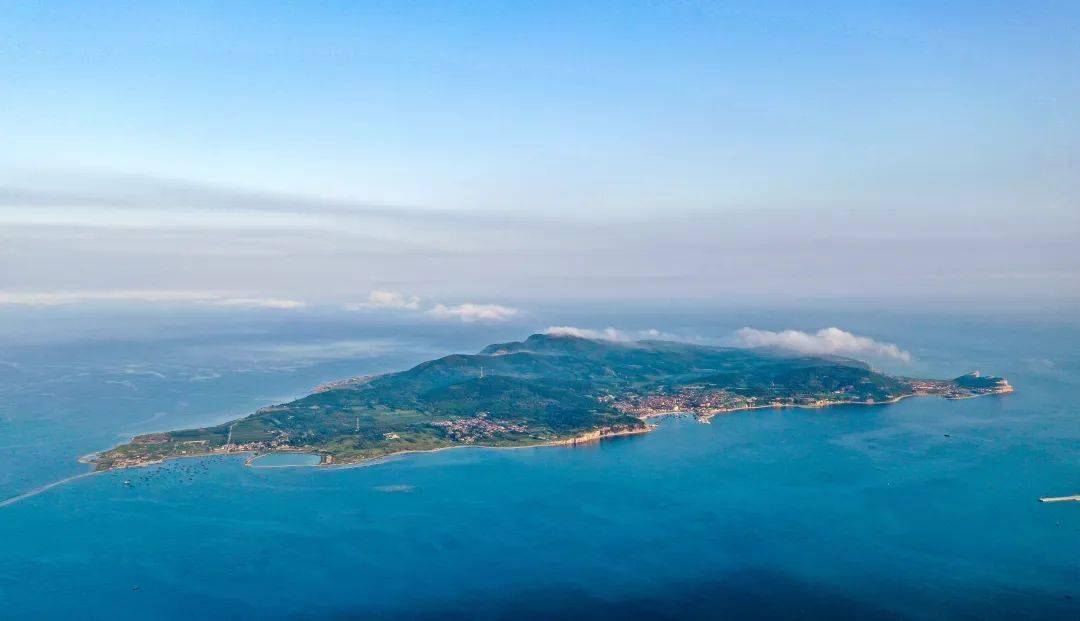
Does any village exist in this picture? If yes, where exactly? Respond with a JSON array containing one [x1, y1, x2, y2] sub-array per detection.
[[430, 411, 530, 444], [611, 386, 865, 420], [613, 387, 770, 419], [908, 376, 1013, 399]]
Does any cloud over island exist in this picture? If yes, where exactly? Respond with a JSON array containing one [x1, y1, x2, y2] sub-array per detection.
[[734, 327, 912, 362], [543, 326, 669, 341], [541, 325, 911, 363]]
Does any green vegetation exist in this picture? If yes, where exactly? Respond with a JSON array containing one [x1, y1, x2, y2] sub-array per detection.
[[94, 333, 1012, 470], [953, 371, 1010, 390]]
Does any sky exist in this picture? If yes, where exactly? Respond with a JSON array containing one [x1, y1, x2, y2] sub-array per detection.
[[2, 1, 1078, 313]]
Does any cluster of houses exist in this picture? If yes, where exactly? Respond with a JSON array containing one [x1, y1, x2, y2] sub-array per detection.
[[908, 377, 1013, 399], [612, 387, 756, 418], [430, 412, 529, 443]]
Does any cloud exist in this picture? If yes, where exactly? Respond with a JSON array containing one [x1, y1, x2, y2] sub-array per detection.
[[345, 291, 520, 322], [345, 290, 422, 311], [2, 171, 1077, 308], [544, 326, 626, 341], [543, 326, 673, 341], [733, 327, 912, 362], [209, 297, 307, 309], [0, 290, 306, 309], [427, 303, 520, 323]]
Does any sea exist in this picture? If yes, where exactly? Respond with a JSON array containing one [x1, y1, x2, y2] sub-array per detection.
[[0, 304, 1076, 620]]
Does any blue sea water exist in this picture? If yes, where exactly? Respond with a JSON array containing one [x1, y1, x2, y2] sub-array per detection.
[[0, 307, 1077, 619]]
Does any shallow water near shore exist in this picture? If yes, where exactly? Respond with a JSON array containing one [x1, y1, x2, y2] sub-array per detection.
[[249, 452, 322, 467], [0, 308, 1077, 619]]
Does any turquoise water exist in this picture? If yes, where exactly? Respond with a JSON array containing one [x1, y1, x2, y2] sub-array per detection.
[[0, 309, 1077, 619], [250, 452, 322, 467]]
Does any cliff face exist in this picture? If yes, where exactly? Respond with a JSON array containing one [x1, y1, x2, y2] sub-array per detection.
[[548, 425, 653, 446]]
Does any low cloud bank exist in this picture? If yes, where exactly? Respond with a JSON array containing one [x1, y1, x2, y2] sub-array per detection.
[[345, 290, 521, 323], [345, 290, 422, 311], [734, 327, 912, 362], [0, 287, 523, 323], [0, 290, 306, 309], [427, 303, 519, 323], [210, 297, 306, 309]]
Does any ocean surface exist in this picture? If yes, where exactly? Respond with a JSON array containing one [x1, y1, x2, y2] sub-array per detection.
[[0, 306, 1077, 619]]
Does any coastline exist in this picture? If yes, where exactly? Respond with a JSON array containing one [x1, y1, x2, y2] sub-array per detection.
[[80, 423, 657, 476], [246, 452, 322, 468], [90, 387, 1014, 474], [687, 387, 1013, 422], [308, 424, 656, 470], [3, 385, 1012, 509]]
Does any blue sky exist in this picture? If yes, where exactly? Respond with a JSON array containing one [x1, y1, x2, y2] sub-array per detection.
[[1, 1, 1078, 309]]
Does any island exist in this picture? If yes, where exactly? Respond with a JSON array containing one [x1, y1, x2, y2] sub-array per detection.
[[91, 333, 1013, 470]]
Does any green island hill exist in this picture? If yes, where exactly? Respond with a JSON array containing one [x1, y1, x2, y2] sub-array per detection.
[[92, 333, 1013, 470]]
